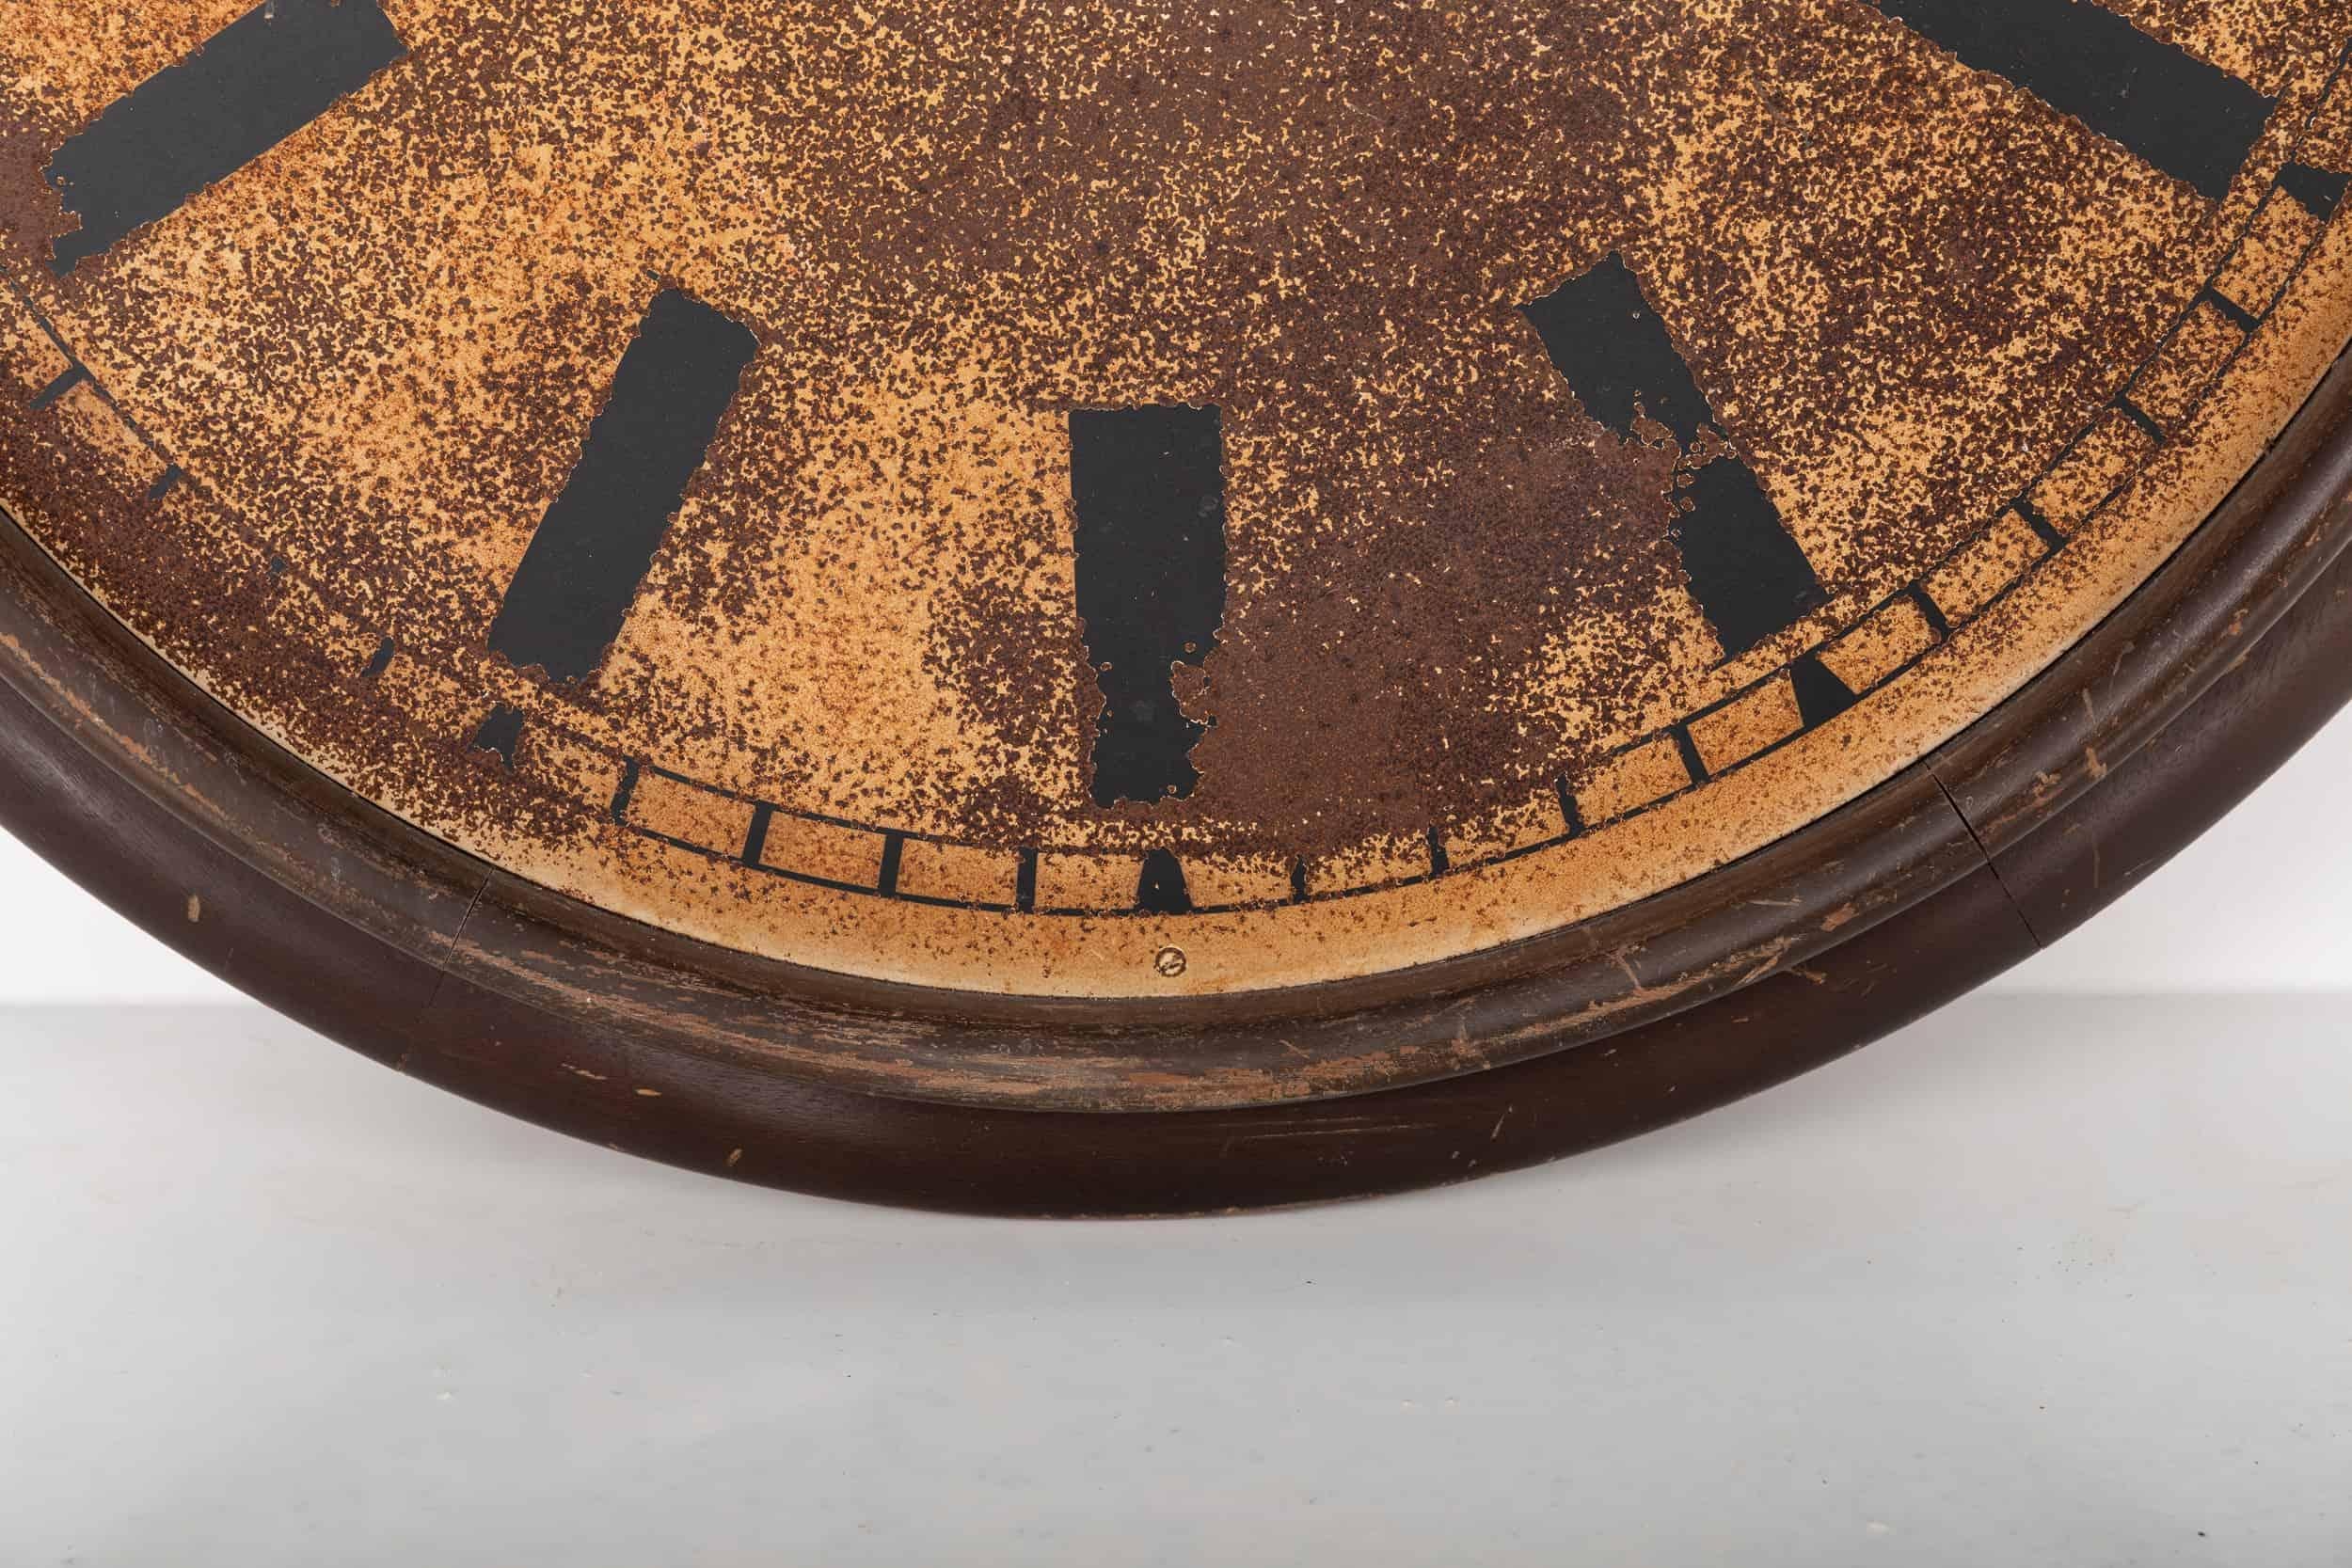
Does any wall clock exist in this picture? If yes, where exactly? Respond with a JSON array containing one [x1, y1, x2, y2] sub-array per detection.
[[4, 0, 2351, 1212]]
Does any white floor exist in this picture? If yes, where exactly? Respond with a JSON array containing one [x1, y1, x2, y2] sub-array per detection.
[[3, 995, 2348, 1565]]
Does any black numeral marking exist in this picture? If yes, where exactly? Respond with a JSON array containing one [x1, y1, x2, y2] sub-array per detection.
[[2279, 163, 2348, 221], [488, 289, 758, 684], [45, 0, 408, 273], [1070, 405, 1229, 805], [1876, 0, 2271, 202], [1523, 255, 1825, 657]]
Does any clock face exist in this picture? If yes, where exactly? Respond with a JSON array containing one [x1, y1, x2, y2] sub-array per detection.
[[1, 0, 2349, 999]]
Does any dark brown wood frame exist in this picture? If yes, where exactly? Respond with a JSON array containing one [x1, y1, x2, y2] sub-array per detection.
[[5, 345, 2352, 1215]]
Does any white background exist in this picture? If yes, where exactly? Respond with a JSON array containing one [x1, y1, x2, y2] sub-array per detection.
[[3, 989, 2348, 1566], [4, 712, 2349, 1566]]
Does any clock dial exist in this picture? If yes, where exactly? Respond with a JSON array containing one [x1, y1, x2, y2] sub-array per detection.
[[3, 0, 2351, 1002]]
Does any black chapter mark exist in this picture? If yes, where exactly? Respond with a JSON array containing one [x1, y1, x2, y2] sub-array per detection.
[[28, 365, 85, 410], [2202, 286, 2261, 334], [1907, 583, 1954, 642], [45, 0, 408, 274], [1523, 255, 1825, 658], [740, 803, 774, 868], [487, 288, 758, 685], [1874, 0, 2272, 203], [2115, 396, 2167, 445], [1670, 724, 1709, 786], [1788, 652, 1859, 728], [1555, 777, 1586, 838], [1070, 404, 1228, 806], [1136, 848, 1195, 915], [609, 759, 643, 824], [2014, 495, 2069, 552]]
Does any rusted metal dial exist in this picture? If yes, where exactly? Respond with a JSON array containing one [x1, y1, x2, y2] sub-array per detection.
[[4, 1, 2351, 1205]]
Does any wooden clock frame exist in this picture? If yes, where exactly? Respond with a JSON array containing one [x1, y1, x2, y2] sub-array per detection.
[[4, 344, 2351, 1215]]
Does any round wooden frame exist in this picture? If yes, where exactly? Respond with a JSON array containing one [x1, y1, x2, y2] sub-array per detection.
[[5, 341, 2352, 1214]]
